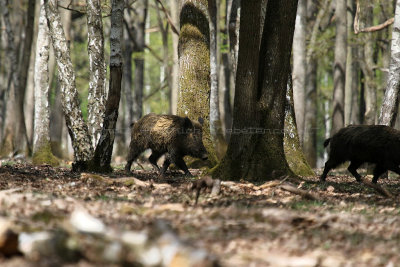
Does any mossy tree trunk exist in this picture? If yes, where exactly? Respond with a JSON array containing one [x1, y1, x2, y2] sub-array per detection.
[[284, 74, 314, 177], [32, 0, 58, 166], [213, 0, 298, 182], [177, 0, 218, 165]]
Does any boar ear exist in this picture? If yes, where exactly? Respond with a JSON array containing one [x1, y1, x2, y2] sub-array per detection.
[[198, 117, 204, 125], [183, 117, 193, 129]]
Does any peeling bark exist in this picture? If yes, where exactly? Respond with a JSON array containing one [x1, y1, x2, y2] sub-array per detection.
[[86, 0, 106, 147], [90, 0, 123, 172], [33, 0, 58, 166], [45, 0, 94, 169], [379, 0, 400, 126]]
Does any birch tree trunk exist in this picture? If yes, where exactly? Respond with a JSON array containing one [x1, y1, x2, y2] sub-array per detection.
[[45, 0, 94, 170], [86, 0, 106, 147], [292, 0, 307, 144], [331, 0, 347, 134], [90, 0, 123, 172], [33, 0, 58, 166], [379, 0, 400, 126]]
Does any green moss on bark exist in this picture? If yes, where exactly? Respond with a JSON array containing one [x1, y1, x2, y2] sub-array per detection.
[[32, 140, 59, 166], [177, 1, 218, 167]]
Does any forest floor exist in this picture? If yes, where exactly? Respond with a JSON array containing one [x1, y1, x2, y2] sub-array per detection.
[[0, 161, 399, 266]]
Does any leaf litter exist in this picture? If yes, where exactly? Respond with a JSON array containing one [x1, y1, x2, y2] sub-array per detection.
[[0, 164, 399, 266]]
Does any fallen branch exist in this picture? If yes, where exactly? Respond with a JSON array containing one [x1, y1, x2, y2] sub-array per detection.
[[360, 178, 394, 199], [280, 183, 320, 201]]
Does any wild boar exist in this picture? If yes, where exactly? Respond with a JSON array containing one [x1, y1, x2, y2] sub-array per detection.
[[320, 125, 400, 183], [125, 113, 208, 176]]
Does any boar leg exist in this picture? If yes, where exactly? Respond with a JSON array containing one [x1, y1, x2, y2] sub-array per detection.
[[149, 152, 162, 171], [174, 157, 192, 176], [160, 158, 171, 177], [372, 164, 386, 184], [125, 143, 141, 173], [320, 159, 341, 181], [347, 161, 363, 182]]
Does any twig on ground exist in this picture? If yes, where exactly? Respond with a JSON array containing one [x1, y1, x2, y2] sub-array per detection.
[[280, 183, 320, 201]]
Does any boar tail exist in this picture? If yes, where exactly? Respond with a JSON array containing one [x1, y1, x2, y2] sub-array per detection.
[[129, 122, 135, 128], [323, 138, 331, 148]]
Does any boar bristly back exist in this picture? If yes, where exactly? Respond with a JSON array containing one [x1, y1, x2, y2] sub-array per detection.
[[125, 114, 208, 176], [320, 125, 400, 184]]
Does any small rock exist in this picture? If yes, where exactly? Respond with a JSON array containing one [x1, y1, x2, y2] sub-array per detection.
[[70, 209, 106, 234]]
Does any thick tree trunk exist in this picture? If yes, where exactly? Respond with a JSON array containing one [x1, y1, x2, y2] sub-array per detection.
[[86, 0, 106, 147], [292, 0, 307, 145], [132, 0, 148, 121], [33, 0, 58, 166], [45, 0, 94, 170], [331, 0, 347, 134], [178, 0, 217, 165], [90, 0, 123, 172], [379, 0, 400, 126], [214, 0, 297, 181]]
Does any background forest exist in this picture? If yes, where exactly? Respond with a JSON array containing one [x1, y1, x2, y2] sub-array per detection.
[[0, 0, 397, 172], [2, 1, 400, 266]]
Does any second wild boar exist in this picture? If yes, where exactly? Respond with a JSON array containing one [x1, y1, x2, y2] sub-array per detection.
[[125, 113, 208, 176], [320, 125, 400, 183]]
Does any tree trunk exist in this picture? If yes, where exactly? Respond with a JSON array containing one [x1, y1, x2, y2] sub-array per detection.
[[292, 0, 307, 145], [86, 0, 106, 147], [45, 0, 94, 170], [208, 0, 225, 159], [0, 0, 33, 156], [284, 74, 314, 176], [331, 0, 347, 134], [178, 0, 218, 165], [379, 0, 400, 126], [303, 0, 326, 168], [214, 0, 297, 181], [132, 0, 148, 121], [90, 0, 123, 172], [32, 0, 58, 166], [170, 0, 179, 115], [362, 2, 377, 125]]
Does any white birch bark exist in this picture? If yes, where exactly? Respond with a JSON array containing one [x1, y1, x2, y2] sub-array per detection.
[[379, 0, 400, 126], [292, 0, 307, 144], [33, 0, 51, 154], [86, 0, 106, 147], [45, 0, 94, 166]]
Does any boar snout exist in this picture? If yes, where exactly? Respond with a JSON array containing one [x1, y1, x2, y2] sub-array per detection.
[[201, 154, 208, 160]]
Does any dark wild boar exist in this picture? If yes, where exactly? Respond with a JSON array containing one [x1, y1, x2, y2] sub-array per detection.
[[320, 125, 400, 183], [125, 113, 208, 176]]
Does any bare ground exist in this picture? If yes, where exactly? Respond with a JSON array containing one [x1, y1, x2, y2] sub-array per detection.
[[0, 162, 400, 266]]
